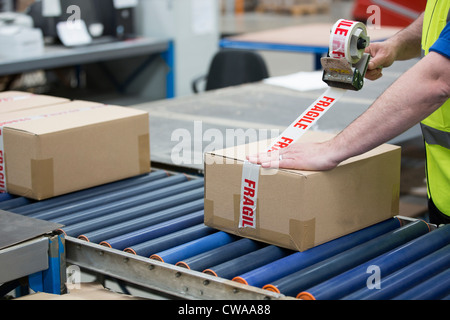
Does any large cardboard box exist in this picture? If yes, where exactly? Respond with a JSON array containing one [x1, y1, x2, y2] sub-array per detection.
[[204, 131, 401, 251], [1, 99, 150, 200]]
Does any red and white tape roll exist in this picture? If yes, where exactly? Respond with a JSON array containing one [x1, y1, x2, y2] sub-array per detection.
[[238, 19, 369, 229], [329, 19, 368, 63]]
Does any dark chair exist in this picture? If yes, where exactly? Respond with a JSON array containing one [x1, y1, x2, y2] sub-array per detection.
[[192, 49, 269, 93]]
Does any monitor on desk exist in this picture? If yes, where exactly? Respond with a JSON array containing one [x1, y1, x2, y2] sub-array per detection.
[[28, 0, 136, 44]]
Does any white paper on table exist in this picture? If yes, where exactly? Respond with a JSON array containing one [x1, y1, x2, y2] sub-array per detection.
[[56, 20, 92, 47], [263, 71, 328, 92]]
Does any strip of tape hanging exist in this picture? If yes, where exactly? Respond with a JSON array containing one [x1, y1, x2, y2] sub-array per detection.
[[238, 87, 346, 228], [267, 87, 346, 152], [238, 19, 367, 229]]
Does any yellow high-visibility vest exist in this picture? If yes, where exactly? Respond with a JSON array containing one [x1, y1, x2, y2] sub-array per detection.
[[421, 0, 450, 215]]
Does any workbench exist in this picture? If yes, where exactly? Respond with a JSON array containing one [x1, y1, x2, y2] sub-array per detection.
[[0, 37, 175, 98], [220, 23, 401, 69]]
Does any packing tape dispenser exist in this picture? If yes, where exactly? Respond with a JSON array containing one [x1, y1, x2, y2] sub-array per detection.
[[321, 19, 371, 91]]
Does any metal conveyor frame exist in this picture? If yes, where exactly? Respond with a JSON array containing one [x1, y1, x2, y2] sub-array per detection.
[[65, 236, 291, 300]]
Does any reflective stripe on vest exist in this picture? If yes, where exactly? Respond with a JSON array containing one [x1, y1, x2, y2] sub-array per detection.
[[421, 123, 450, 149]]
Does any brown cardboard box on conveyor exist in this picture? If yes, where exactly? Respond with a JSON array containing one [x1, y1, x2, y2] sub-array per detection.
[[204, 131, 401, 252], [0, 91, 150, 200]]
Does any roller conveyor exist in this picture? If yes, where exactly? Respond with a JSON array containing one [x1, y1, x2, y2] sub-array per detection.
[[2, 170, 449, 300], [264, 221, 432, 297]]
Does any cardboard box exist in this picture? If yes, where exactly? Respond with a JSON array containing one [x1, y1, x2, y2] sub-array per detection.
[[1, 99, 150, 200], [0, 91, 69, 113], [204, 131, 401, 251]]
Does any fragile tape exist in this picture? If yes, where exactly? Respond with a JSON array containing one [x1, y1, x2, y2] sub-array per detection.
[[329, 19, 368, 63], [238, 19, 369, 229], [266, 87, 346, 152], [239, 161, 261, 228]]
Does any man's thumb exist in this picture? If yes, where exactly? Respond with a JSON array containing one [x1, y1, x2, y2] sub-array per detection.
[[367, 55, 384, 70]]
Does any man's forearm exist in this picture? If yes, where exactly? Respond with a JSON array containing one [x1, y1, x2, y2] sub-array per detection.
[[387, 13, 424, 61], [329, 51, 450, 164]]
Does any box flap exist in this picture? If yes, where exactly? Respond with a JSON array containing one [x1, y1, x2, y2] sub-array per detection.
[[0, 101, 148, 135], [206, 130, 400, 176], [0, 91, 69, 113]]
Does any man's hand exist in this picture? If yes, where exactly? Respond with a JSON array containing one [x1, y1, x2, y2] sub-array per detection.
[[365, 13, 424, 81], [364, 41, 397, 80], [247, 140, 341, 171]]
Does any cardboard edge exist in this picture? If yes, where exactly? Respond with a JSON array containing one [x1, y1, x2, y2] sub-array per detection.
[[204, 132, 401, 179]]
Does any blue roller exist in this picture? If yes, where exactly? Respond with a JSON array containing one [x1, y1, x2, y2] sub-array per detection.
[[60, 187, 204, 237], [74, 198, 203, 244], [12, 171, 167, 215], [204, 245, 293, 279], [342, 244, 450, 300], [233, 218, 401, 288], [0, 196, 32, 210], [0, 192, 14, 202], [98, 210, 204, 249], [150, 231, 239, 264], [29, 174, 189, 221], [297, 224, 450, 300], [124, 224, 215, 257], [176, 238, 267, 271], [53, 178, 203, 226], [263, 220, 430, 297], [392, 268, 450, 300]]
